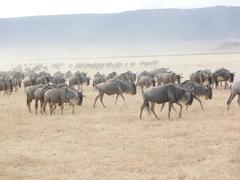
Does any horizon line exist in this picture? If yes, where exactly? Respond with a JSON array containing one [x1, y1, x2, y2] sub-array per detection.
[[0, 5, 239, 20]]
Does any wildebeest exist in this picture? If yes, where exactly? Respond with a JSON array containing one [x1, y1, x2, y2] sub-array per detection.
[[34, 84, 55, 114], [43, 86, 83, 115], [23, 77, 37, 90], [0, 79, 13, 96], [53, 75, 66, 85], [93, 79, 136, 108], [69, 72, 90, 90], [137, 71, 152, 81], [26, 84, 44, 113], [157, 71, 182, 85], [12, 78, 21, 92], [179, 80, 212, 110], [93, 76, 107, 88], [227, 81, 240, 110], [107, 71, 117, 79], [65, 70, 73, 80], [149, 68, 169, 77], [116, 71, 136, 83], [137, 75, 156, 94], [212, 68, 234, 89], [139, 84, 194, 119], [190, 70, 211, 85]]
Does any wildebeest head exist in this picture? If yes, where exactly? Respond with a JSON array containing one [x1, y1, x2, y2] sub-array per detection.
[[77, 91, 83, 105], [131, 83, 137, 95], [230, 73, 234, 83]]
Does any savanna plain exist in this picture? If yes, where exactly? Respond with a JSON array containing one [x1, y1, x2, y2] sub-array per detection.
[[0, 54, 240, 180]]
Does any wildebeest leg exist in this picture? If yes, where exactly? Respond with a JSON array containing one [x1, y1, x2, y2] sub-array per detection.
[[115, 94, 119, 104], [42, 101, 47, 114], [100, 94, 106, 108], [161, 103, 176, 112], [119, 93, 126, 106], [27, 98, 32, 113], [193, 96, 204, 111], [139, 100, 149, 119], [60, 102, 64, 115], [160, 103, 165, 112], [237, 94, 240, 106], [224, 81, 228, 89], [35, 99, 38, 115], [40, 101, 44, 114], [171, 103, 176, 111], [93, 93, 101, 108], [175, 102, 183, 118], [51, 104, 57, 114], [168, 103, 172, 118], [72, 105, 75, 114], [150, 102, 159, 120], [141, 86, 144, 95], [49, 102, 54, 115], [227, 93, 236, 110]]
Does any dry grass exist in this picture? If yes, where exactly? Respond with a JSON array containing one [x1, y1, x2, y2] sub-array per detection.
[[0, 82, 239, 180]]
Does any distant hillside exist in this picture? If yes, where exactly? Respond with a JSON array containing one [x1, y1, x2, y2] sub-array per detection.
[[0, 6, 240, 47]]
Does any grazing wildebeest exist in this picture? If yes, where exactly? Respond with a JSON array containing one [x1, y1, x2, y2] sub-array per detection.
[[157, 71, 182, 85], [227, 81, 240, 110], [137, 75, 156, 94], [43, 86, 83, 115], [26, 84, 44, 113], [34, 84, 55, 115], [139, 84, 194, 119], [190, 70, 211, 85], [212, 68, 234, 89], [93, 79, 136, 108], [179, 80, 212, 110]]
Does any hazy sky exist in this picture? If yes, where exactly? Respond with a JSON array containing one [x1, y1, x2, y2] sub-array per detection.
[[1, 0, 240, 18]]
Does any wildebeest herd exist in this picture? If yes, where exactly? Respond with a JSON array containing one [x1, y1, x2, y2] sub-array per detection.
[[0, 66, 238, 119]]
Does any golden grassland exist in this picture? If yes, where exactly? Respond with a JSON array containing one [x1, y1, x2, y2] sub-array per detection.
[[0, 83, 239, 179]]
